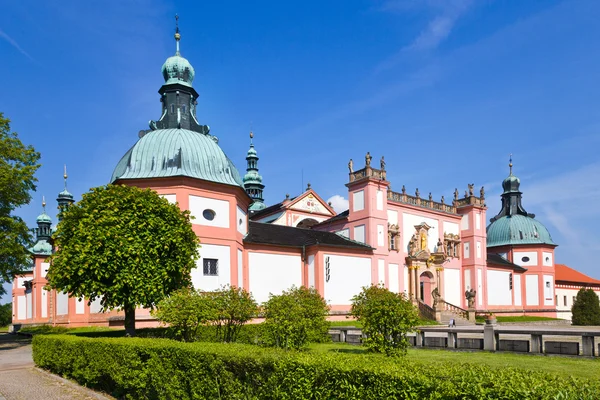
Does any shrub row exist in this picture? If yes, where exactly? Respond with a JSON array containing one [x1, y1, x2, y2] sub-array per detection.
[[33, 334, 600, 399]]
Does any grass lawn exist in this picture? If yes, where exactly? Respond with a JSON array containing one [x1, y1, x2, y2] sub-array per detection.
[[0, 326, 9, 333], [475, 316, 564, 323], [311, 342, 600, 380]]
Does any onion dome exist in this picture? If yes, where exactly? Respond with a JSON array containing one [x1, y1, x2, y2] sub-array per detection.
[[31, 196, 53, 256], [161, 15, 195, 87]]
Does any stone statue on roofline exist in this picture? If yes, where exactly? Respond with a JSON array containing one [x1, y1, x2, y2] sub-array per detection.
[[480, 186, 485, 199], [365, 152, 372, 167], [348, 159, 353, 173], [380, 156, 386, 171]]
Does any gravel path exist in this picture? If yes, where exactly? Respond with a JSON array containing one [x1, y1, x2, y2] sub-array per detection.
[[0, 333, 111, 400]]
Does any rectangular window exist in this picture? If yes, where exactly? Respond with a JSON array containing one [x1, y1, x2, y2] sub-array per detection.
[[203, 258, 219, 276]]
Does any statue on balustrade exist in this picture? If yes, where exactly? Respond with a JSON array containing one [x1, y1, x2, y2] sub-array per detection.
[[465, 288, 476, 309], [348, 159, 353, 173]]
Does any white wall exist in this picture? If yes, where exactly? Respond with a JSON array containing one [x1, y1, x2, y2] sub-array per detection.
[[76, 298, 85, 314], [464, 242, 470, 259], [189, 195, 230, 228], [249, 252, 302, 304], [336, 228, 349, 238], [477, 269, 483, 306], [56, 292, 69, 315], [192, 244, 231, 291], [354, 225, 365, 243], [389, 264, 399, 293], [443, 221, 459, 236], [41, 289, 48, 318], [543, 275, 554, 306], [308, 255, 315, 288], [236, 206, 247, 235], [377, 225, 384, 247], [376, 190, 384, 210], [475, 212, 481, 230], [487, 270, 512, 305], [514, 275, 522, 306], [160, 194, 177, 204], [90, 296, 103, 313], [476, 241, 482, 259], [461, 214, 469, 230], [542, 252, 553, 266], [387, 210, 398, 225], [237, 249, 243, 287], [17, 295, 26, 320], [378, 259, 385, 284], [526, 275, 539, 305], [464, 269, 471, 290], [26, 292, 32, 319], [353, 190, 364, 211], [402, 213, 439, 251], [444, 268, 461, 305], [514, 251, 539, 267], [324, 254, 371, 305], [41, 262, 50, 279]]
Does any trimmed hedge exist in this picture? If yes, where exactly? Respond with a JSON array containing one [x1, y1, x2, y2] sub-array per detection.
[[33, 335, 600, 399]]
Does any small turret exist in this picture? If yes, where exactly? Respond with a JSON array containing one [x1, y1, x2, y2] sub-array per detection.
[[57, 165, 74, 219], [31, 196, 53, 256], [243, 131, 266, 211]]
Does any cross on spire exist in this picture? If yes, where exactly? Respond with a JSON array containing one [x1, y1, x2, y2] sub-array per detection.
[[174, 14, 181, 55]]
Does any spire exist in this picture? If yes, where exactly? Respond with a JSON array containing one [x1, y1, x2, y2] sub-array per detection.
[[174, 14, 181, 55], [243, 130, 266, 211], [490, 154, 535, 223], [57, 165, 74, 218]]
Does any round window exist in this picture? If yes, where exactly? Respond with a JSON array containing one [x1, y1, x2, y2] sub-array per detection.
[[203, 209, 216, 221], [521, 256, 530, 262], [239, 218, 243, 226]]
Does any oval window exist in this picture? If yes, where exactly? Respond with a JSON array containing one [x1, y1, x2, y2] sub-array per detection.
[[239, 218, 243, 226], [203, 209, 216, 221], [521, 256, 530, 262]]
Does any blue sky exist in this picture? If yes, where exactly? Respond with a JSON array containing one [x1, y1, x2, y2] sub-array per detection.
[[2, 0, 600, 301]]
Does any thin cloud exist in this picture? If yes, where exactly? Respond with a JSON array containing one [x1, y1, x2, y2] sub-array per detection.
[[375, 0, 473, 73], [0, 29, 34, 61]]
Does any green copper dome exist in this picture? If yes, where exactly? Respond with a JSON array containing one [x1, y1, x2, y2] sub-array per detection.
[[502, 173, 520, 194], [36, 212, 52, 224], [487, 215, 555, 247], [162, 54, 195, 88], [111, 128, 243, 187], [31, 239, 53, 256], [249, 201, 267, 211]]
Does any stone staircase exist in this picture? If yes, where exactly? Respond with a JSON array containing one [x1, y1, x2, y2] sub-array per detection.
[[440, 310, 472, 326], [417, 299, 475, 325]]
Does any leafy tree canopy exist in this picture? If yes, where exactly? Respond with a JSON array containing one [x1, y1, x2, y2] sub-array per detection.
[[0, 302, 12, 326], [571, 288, 600, 326], [0, 112, 41, 295], [47, 184, 199, 335]]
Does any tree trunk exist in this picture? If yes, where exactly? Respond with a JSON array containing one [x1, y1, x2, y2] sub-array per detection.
[[124, 303, 136, 337]]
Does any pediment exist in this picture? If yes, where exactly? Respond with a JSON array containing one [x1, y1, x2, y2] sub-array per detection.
[[288, 190, 335, 216]]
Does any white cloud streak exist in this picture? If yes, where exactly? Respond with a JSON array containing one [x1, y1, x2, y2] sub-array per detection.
[[327, 195, 349, 214], [0, 28, 34, 61]]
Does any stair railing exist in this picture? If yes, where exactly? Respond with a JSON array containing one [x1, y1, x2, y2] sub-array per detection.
[[417, 299, 436, 321], [439, 299, 469, 320]]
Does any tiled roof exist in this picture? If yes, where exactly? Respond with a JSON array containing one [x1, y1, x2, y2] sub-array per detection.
[[487, 253, 528, 272], [555, 264, 600, 286], [244, 221, 373, 250], [249, 200, 287, 220]]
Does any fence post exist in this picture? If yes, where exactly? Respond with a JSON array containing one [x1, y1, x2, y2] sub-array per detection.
[[447, 331, 457, 348], [582, 336, 595, 356], [531, 334, 543, 353], [484, 324, 496, 351]]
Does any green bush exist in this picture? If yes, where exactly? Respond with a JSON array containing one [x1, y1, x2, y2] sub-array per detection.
[[211, 285, 258, 343], [262, 286, 330, 350], [33, 334, 600, 399], [572, 288, 600, 326], [152, 288, 215, 342], [0, 303, 13, 326], [152, 286, 258, 342], [351, 284, 419, 356]]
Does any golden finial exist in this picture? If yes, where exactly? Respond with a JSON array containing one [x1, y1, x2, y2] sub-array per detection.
[[63, 164, 68, 180], [174, 14, 181, 54], [250, 131, 254, 139], [509, 153, 513, 175], [42, 196, 46, 212]]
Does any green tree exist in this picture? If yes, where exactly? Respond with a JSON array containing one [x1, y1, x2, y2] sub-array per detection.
[[47, 184, 199, 336], [351, 285, 419, 356], [262, 286, 330, 350], [211, 285, 258, 343], [0, 113, 41, 295], [0, 303, 12, 326], [571, 288, 600, 326], [152, 288, 215, 341]]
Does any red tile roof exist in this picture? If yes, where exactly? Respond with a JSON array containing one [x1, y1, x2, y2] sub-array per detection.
[[555, 264, 600, 286]]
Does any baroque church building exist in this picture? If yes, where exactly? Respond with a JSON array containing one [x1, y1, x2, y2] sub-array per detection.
[[11, 25, 600, 327]]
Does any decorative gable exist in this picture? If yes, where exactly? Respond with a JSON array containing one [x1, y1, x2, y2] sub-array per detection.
[[289, 191, 335, 216]]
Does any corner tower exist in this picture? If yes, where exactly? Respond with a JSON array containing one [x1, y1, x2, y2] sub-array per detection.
[[57, 166, 74, 218], [243, 131, 266, 211]]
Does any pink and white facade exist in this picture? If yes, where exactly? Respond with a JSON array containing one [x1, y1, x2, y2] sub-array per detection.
[[11, 28, 599, 328]]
